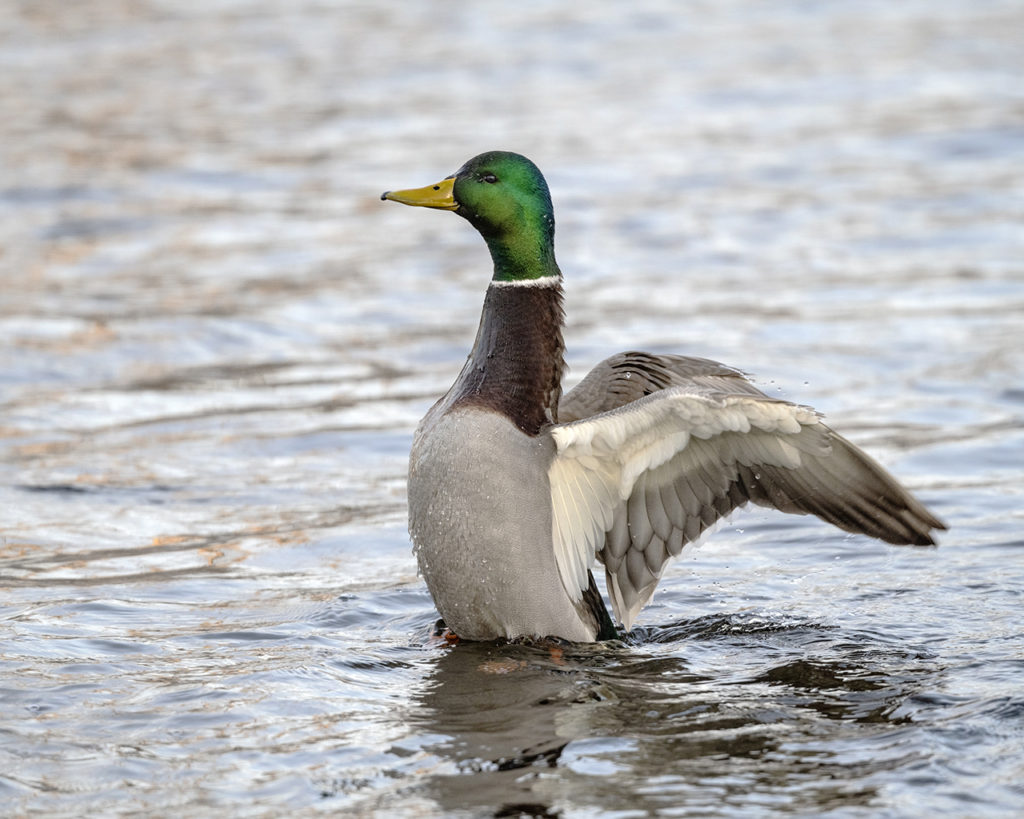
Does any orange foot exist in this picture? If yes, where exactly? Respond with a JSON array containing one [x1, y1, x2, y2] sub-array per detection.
[[429, 619, 461, 645]]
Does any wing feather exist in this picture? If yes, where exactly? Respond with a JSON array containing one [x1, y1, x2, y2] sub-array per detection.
[[548, 354, 946, 628]]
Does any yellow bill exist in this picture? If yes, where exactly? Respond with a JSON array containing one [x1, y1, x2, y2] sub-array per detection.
[[380, 176, 458, 210]]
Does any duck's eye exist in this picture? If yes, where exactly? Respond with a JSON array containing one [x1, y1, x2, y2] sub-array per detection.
[[480, 173, 498, 184]]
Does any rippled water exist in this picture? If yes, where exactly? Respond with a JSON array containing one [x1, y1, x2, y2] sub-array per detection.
[[2, 1, 1023, 816]]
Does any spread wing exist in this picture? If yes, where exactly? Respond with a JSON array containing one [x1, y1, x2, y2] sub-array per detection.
[[549, 353, 946, 630]]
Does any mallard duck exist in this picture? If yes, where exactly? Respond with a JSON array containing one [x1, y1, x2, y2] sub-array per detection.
[[381, 151, 946, 642]]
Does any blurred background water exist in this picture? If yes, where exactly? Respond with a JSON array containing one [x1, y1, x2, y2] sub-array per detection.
[[1, 0, 1023, 816]]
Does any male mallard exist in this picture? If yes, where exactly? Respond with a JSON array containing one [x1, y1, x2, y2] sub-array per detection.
[[382, 151, 946, 643]]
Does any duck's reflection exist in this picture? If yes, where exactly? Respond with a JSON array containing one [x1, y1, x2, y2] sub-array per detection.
[[408, 639, 616, 815], [401, 617, 920, 816]]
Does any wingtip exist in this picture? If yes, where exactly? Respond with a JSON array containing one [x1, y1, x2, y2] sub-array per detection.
[[916, 508, 949, 546], [901, 512, 948, 547]]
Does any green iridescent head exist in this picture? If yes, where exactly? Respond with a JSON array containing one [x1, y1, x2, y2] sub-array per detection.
[[382, 151, 559, 282]]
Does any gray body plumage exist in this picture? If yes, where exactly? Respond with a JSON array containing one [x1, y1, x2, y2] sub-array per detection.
[[409, 405, 599, 641]]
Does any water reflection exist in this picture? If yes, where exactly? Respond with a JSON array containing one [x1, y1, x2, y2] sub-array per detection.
[[412, 642, 591, 815], [406, 616, 937, 816]]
